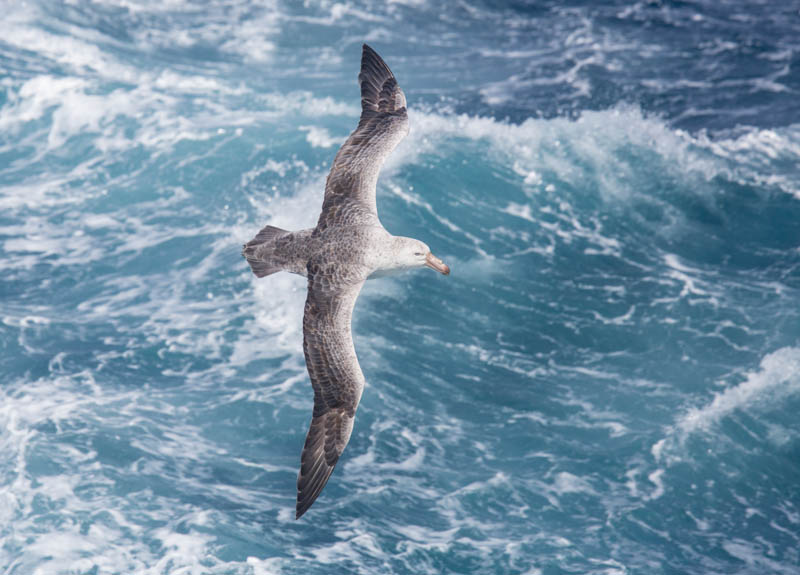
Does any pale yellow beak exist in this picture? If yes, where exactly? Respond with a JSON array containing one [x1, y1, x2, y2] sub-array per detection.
[[425, 252, 450, 275]]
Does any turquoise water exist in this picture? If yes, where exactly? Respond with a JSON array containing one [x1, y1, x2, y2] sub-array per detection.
[[2, 1, 800, 573]]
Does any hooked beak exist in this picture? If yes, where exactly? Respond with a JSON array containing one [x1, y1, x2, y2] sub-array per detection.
[[425, 252, 450, 275]]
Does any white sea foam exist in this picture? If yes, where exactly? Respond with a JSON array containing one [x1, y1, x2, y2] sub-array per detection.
[[0, 74, 211, 153], [551, 471, 595, 495], [678, 347, 800, 435], [96, 0, 282, 63], [659, 253, 722, 306], [387, 107, 800, 205], [0, 76, 360, 166], [240, 158, 310, 187], [722, 539, 798, 575], [258, 91, 360, 118], [653, 347, 800, 465], [299, 125, 344, 148], [646, 469, 665, 500], [2, 5, 139, 81], [0, 369, 287, 574]]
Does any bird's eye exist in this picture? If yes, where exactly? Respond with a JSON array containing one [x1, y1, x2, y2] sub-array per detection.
[[414, 252, 423, 256]]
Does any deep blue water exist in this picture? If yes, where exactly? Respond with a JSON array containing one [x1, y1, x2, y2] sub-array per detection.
[[2, 1, 800, 573]]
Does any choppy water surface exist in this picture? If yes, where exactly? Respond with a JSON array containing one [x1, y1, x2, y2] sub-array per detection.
[[2, 1, 800, 573]]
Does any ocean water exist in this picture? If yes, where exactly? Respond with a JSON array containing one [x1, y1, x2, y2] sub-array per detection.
[[2, 1, 800, 573]]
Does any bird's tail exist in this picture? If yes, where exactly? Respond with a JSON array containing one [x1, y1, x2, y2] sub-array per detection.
[[242, 224, 289, 278]]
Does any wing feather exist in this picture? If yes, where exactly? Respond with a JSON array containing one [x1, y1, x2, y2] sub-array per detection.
[[296, 264, 366, 518], [316, 44, 409, 231]]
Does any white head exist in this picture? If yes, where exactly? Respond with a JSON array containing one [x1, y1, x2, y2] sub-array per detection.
[[392, 237, 450, 275]]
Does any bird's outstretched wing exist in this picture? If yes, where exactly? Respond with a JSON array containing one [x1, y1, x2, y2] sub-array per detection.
[[316, 44, 409, 232], [296, 261, 367, 518]]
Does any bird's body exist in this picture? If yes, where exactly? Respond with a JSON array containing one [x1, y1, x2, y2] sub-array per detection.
[[242, 45, 449, 519], [245, 224, 408, 278]]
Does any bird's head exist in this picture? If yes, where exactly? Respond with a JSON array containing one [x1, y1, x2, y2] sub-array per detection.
[[394, 237, 450, 275]]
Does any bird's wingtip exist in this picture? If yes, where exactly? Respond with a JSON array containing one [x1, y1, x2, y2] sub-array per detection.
[[295, 498, 312, 520], [361, 43, 379, 64]]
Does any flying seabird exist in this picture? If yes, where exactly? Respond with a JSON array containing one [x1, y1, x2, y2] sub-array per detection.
[[243, 45, 450, 519]]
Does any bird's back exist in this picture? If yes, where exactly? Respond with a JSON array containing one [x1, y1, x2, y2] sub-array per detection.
[[308, 224, 391, 277]]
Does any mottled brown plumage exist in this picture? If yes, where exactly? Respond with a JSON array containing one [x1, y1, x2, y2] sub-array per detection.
[[242, 44, 449, 519], [316, 45, 409, 233]]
